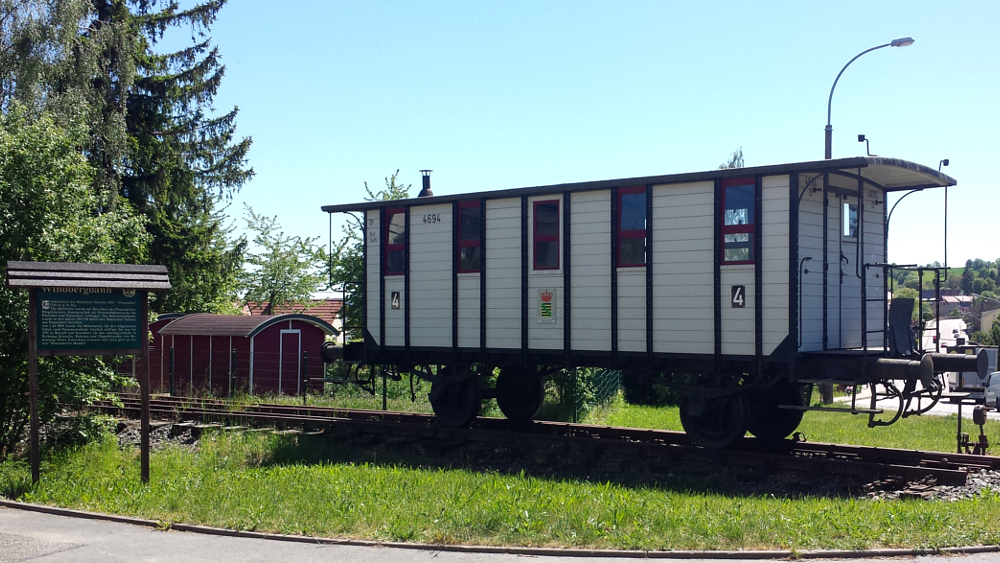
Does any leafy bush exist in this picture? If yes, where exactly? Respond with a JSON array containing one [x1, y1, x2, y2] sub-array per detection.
[[0, 106, 148, 460]]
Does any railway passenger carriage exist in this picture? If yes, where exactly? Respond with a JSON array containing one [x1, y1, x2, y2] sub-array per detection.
[[322, 157, 986, 448]]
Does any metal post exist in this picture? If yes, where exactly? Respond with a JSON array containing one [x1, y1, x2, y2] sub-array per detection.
[[918, 269, 924, 352], [572, 368, 579, 424], [302, 350, 308, 406], [169, 346, 175, 396], [957, 401, 963, 454], [28, 289, 39, 484], [382, 367, 387, 411], [229, 348, 236, 399], [824, 38, 913, 159], [139, 291, 150, 484]]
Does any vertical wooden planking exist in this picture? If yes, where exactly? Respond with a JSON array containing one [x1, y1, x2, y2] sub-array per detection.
[[569, 191, 611, 352], [798, 178, 826, 351], [409, 204, 452, 349], [762, 175, 790, 356], [650, 182, 714, 355], [485, 199, 521, 350]]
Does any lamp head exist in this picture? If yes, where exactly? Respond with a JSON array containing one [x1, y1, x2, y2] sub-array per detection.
[[858, 134, 866, 142], [890, 37, 915, 47], [939, 159, 950, 171]]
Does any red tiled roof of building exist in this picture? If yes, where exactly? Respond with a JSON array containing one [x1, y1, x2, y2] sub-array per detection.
[[244, 299, 343, 326]]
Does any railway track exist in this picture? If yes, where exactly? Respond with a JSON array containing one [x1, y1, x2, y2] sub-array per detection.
[[94, 394, 999, 487]]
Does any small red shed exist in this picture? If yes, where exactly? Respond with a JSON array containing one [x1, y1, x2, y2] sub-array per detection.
[[152, 313, 338, 396]]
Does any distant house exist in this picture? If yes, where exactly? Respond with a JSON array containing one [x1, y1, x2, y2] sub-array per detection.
[[939, 295, 974, 317]]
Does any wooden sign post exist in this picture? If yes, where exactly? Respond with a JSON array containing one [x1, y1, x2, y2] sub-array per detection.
[[6, 262, 171, 484]]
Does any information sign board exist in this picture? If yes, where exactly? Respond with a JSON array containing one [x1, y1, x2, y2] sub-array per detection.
[[36, 288, 142, 351]]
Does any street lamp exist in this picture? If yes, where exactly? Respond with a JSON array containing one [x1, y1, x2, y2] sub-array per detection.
[[824, 37, 914, 159]]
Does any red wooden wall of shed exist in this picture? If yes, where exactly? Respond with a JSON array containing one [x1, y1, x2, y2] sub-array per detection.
[[144, 316, 329, 396]]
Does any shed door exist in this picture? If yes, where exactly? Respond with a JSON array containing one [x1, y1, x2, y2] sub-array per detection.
[[279, 330, 301, 395]]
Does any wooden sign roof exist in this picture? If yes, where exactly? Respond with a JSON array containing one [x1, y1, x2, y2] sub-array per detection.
[[5, 261, 171, 290]]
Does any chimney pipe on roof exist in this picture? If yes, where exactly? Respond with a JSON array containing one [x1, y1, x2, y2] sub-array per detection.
[[418, 170, 433, 198]]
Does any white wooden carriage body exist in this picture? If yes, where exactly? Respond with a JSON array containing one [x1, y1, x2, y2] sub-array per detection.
[[329, 157, 952, 371]]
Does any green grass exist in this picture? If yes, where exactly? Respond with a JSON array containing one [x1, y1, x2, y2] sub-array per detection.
[[3, 390, 1000, 551], [2, 431, 1000, 551]]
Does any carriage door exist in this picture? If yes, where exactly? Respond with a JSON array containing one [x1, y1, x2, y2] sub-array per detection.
[[279, 329, 301, 395], [839, 195, 862, 348]]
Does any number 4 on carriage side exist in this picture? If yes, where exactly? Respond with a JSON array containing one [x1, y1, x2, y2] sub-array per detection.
[[731, 285, 745, 308]]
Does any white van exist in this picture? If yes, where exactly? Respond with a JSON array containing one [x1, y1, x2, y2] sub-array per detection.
[[986, 371, 1000, 410]]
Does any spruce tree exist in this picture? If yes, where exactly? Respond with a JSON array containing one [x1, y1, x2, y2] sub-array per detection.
[[82, 0, 253, 313], [123, 0, 252, 313]]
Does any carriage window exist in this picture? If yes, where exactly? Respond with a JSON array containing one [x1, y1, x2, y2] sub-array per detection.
[[457, 201, 482, 272], [721, 179, 755, 264], [533, 200, 560, 270], [617, 187, 647, 267], [384, 207, 406, 275], [843, 202, 858, 238]]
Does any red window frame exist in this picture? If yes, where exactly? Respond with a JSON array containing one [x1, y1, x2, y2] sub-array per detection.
[[533, 199, 560, 271], [384, 207, 406, 275], [720, 178, 756, 265], [457, 201, 482, 273], [616, 186, 647, 267]]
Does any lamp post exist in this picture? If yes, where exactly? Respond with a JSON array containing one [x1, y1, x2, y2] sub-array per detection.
[[824, 37, 914, 159]]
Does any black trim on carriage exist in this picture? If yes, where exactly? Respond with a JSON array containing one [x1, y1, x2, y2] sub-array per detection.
[[754, 175, 764, 380], [645, 183, 654, 370], [520, 196, 528, 367], [563, 191, 572, 367]]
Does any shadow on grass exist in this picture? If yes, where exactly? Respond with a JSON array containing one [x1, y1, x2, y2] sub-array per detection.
[[260, 427, 869, 500]]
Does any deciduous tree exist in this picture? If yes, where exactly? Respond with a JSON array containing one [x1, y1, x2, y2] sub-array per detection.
[[240, 206, 325, 316]]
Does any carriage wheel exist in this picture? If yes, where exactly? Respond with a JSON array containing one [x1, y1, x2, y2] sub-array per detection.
[[429, 372, 481, 427], [679, 393, 748, 449], [496, 367, 544, 422], [746, 381, 805, 443]]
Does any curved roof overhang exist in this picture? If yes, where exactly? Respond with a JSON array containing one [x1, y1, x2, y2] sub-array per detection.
[[159, 313, 339, 338], [321, 156, 956, 214]]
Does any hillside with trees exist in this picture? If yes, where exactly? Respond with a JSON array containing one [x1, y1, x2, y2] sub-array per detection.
[[889, 258, 1000, 345]]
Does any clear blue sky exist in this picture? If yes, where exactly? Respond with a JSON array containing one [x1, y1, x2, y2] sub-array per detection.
[[192, 0, 998, 268]]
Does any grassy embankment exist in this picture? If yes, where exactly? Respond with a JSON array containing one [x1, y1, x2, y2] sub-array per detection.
[[2, 384, 999, 551]]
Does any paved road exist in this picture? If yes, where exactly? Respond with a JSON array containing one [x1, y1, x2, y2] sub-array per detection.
[[2, 504, 998, 563]]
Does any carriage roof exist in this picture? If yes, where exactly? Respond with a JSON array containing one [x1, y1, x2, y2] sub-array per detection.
[[321, 156, 956, 214]]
